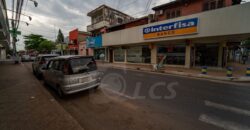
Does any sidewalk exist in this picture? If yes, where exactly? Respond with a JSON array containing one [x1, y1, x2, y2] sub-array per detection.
[[0, 64, 83, 130], [97, 62, 250, 82]]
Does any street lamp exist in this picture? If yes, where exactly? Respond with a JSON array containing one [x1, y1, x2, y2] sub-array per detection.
[[29, 0, 38, 7], [8, 19, 30, 26], [6, 9, 32, 21]]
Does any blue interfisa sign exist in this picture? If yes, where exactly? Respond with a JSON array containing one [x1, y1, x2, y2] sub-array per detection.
[[143, 18, 199, 39]]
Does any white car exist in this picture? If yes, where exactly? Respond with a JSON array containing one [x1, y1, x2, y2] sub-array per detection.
[[21, 55, 30, 62]]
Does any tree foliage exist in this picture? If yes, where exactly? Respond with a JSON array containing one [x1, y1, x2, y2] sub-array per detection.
[[232, 0, 242, 5], [23, 34, 55, 52], [38, 40, 55, 52], [241, 38, 250, 46], [24, 34, 45, 50], [56, 29, 64, 43]]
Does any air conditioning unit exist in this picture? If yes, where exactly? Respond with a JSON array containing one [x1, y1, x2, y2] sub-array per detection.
[[158, 10, 164, 15]]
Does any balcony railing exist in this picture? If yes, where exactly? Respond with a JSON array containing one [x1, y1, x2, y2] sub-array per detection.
[[87, 21, 110, 32]]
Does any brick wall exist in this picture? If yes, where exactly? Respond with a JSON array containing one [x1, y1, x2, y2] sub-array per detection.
[[154, 0, 233, 22]]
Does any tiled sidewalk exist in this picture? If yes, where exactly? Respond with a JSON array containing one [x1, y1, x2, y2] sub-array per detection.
[[0, 64, 83, 130]]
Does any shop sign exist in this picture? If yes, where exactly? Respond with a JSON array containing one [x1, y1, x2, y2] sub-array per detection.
[[143, 18, 198, 39], [86, 35, 102, 48]]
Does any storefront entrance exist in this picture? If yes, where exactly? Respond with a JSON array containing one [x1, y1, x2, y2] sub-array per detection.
[[195, 44, 219, 67]]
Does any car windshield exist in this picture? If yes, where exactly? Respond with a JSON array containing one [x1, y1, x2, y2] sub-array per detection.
[[69, 57, 96, 74]]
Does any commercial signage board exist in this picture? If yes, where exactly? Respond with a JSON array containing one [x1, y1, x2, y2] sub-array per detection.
[[143, 18, 198, 39], [86, 35, 102, 48]]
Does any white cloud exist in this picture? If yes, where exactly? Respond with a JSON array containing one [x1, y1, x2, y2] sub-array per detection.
[[6, 0, 171, 50]]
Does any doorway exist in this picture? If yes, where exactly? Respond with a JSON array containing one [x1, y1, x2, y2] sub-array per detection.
[[195, 44, 219, 66], [109, 49, 113, 63]]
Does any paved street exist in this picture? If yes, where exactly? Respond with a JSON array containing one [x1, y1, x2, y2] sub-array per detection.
[[11, 62, 248, 130]]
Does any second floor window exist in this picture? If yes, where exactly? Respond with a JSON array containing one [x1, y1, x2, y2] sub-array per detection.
[[203, 0, 225, 11], [117, 18, 123, 24], [166, 9, 181, 19], [92, 15, 103, 24]]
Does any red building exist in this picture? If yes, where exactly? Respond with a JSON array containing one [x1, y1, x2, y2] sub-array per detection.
[[153, 0, 233, 22], [68, 29, 92, 55]]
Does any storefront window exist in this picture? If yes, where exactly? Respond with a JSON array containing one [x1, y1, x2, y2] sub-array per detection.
[[114, 48, 125, 62], [195, 44, 219, 66], [157, 44, 186, 65], [94, 48, 105, 60], [127, 46, 151, 63]]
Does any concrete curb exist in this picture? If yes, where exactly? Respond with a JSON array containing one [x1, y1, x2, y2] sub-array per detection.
[[107, 65, 250, 82]]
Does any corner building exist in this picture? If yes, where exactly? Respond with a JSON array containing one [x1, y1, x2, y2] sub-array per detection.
[[103, 1, 250, 68]]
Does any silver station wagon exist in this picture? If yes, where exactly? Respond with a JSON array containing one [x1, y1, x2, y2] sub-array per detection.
[[43, 55, 102, 97]]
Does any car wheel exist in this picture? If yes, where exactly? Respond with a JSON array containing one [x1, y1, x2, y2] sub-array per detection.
[[57, 86, 64, 98], [32, 67, 36, 75], [94, 85, 99, 89]]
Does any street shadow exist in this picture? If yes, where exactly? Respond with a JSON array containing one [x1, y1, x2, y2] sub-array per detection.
[[42, 81, 102, 101]]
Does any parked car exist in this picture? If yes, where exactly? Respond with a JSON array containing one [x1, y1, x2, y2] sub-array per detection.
[[32, 54, 59, 78], [21, 55, 30, 62], [30, 55, 36, 61], [43, 55, 102, 97]]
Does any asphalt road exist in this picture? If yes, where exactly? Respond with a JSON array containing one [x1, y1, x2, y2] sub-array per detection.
[[24, 62, 250, 130]]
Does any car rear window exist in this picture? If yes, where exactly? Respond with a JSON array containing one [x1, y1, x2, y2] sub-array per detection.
[[69, 57, 97, 74], [42, 56, 57, 62]]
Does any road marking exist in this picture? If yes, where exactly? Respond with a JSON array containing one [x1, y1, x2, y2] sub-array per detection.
[[100, 84, 134, 100], [199, 114, 250, 130], [205, 100, 250, 116]]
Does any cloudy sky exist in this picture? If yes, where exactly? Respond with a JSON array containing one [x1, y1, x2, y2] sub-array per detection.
[[6, 0, 170, 51]]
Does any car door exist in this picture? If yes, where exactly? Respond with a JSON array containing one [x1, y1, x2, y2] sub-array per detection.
[[44, 60, 54, 86], [53, 60, 64, 87], [33, 57, 39, 71], [49, 60, 60, 88]]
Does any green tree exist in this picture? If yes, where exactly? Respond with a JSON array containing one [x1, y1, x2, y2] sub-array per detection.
[[38, 40, 55, 52], [241, 38, 250, 46], [232, 0, 242, 5], [56, 29, 64, 43], [24, 34, 45, 50]]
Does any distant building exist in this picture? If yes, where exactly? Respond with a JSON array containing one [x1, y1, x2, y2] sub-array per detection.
[[87, 4, 134, 34], [68, 29, 91, 56], [0, 0, 10, 60], [86, 4, 134, 61]]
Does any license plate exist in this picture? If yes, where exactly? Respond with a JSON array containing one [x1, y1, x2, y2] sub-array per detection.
[[79, 77, 91, 83]]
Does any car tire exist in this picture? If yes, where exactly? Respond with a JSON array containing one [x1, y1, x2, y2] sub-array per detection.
[[95, 85, 99, 89], [93, 85, 99, 90], [57, 86, 64, 98], [32, 67, 36, 75]]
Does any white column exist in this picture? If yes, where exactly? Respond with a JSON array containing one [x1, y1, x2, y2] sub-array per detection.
[[151, 44, 157, 64]]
